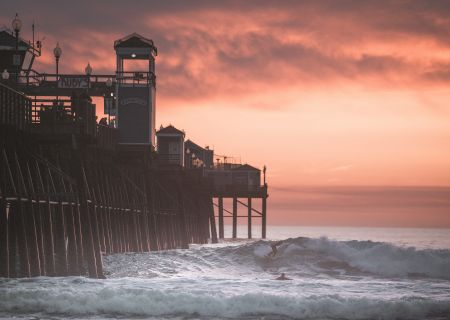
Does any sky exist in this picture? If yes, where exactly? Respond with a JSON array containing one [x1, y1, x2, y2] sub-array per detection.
[[1, 1, 449, 228]]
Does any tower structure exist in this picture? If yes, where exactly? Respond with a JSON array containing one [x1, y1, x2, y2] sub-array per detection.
[[113, 33, 157, 146]]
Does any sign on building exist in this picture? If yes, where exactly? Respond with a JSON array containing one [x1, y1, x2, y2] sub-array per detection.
[[118, 86, 151, 144], [58, 76, 90, 89]]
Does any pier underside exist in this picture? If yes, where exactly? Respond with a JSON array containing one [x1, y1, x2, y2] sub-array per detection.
[[0, 125, 213, 278]]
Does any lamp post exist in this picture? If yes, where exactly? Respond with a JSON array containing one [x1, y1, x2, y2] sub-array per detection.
[[12, 13, 22, 50], [85, 62, 92, 76], [53, 42, 62, 101], [12, 13, 22, 83], [106, 78, 112, 125]]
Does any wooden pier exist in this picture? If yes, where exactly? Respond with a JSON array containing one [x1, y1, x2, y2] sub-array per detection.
[[0, 26, 268, 279]]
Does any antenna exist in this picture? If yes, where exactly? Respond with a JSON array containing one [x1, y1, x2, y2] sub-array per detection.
[[32, 20, 35, 46]]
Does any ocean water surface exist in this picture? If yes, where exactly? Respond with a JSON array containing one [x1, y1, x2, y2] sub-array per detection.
[[1, 226, 450, 320]]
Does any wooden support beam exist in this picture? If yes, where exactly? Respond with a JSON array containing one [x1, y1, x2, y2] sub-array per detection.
[[232, 197, 237, 239], [218, 197, 224, 239], [78, 163, 101, 278], [0, 199, 9, 277], [25, 161, 42, 276], [262, 196, 267, 239], [237, 199, 263, 215], [247, 197, 252, 239], [66, 203, 80, 275], [26, 198, 41, 276], [34, 160, 50, 276], [53, 202, 68, 276], [80, 199, 99, 278], [148, 180, 159, 251], [177, 184, 189, 249], [209, 197, 218, 244], [15, 200, 31, 277], [42, 198, 56, 276], [8, 203, 18, 278]]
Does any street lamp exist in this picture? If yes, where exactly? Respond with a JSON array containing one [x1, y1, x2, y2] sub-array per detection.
[[106, 78, 112, 124], [12, 13, 22, 50], [53, 42, 62, 76], [12, 13, 22, 84], [53, 42, 62, 100], [85, 62, 92, 76]]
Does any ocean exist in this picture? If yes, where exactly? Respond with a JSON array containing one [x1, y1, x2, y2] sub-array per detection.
[[1, 226, 449, 320]]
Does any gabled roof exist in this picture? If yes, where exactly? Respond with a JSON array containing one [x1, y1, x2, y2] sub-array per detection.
[[0, 29, 29, 49], [185, 139, 211, 151], [156, 124, 185, 136], [114, 33, 157, 52], [232, 164, 260, 171]]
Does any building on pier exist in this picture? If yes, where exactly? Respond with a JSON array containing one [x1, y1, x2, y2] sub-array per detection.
[[156, 125, 185, 166], [0, 28, 41, 77], [184, 140, 214, 169]]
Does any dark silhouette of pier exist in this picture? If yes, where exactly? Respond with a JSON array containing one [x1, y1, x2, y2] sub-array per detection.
[[0, 16, 268, 278]]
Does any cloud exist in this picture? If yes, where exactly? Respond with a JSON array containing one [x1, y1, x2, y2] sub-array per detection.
[[1, 0, 450, 106]]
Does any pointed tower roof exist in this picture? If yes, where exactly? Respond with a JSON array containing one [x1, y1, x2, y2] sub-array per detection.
[[156, 124, 185, 136], [114, 32, 157, 54]]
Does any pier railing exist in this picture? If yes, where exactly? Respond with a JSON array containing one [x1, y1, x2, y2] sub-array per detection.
[[0, 82, 32, 131], [14, 70, 156, 91], [30, 99, 97, 138]]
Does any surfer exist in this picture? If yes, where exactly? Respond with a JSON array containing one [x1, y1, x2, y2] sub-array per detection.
[[275, 273, 291, 280], [267, 240, 283, 257]]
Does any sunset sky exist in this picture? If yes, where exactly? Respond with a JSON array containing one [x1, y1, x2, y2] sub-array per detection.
[[2, 1, 449, 228]]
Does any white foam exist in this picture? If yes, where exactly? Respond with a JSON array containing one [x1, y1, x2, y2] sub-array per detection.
[[0, 279, 449, 319], [302, 237, 450, 279]]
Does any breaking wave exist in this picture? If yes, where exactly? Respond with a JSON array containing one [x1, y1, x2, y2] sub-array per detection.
[[104, 236, 450, 280], [1, 277, 449, 320]]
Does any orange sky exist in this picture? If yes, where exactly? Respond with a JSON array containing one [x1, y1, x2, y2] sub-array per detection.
[[2, 1, 450, 227]]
